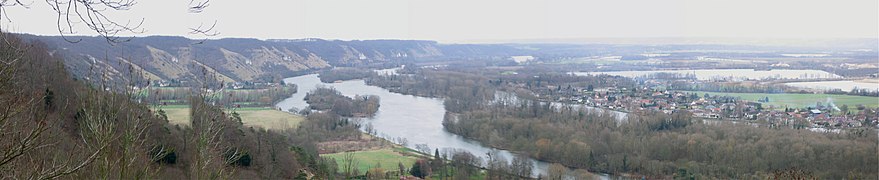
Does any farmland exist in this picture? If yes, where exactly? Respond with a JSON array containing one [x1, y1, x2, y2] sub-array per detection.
[[688, 91, 879, 109], [158, 105, 303, 130]]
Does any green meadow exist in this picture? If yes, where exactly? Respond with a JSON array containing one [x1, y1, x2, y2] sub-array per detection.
[[321, 148, 422, 175]]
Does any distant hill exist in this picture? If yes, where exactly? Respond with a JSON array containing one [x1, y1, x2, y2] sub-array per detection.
[[22, 35, 525, 83], [28, 35, 876, 84]]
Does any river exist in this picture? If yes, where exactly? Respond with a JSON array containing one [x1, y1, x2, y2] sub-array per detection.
[[275, 74, 621, 179]]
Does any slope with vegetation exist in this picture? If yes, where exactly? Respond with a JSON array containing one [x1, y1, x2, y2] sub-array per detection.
[[0, 33, 339, 179]]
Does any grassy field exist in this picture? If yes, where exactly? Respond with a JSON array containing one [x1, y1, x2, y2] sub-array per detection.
[[321, 147, 422, 175], [158, 106, 303, 130], [688, 91, 879, 109], [159, 105, 191, 124]]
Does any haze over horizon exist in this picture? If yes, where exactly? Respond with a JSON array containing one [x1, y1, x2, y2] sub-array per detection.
[[2, 0, 877, 44]]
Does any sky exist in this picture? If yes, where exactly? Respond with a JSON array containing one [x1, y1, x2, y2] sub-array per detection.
[[2, 0, 877, 43]]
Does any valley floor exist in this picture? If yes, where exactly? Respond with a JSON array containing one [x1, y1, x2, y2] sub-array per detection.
[[157, 105, 304, 130]]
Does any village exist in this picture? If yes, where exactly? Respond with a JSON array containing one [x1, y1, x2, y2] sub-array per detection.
[[532, 77, 879, 131]]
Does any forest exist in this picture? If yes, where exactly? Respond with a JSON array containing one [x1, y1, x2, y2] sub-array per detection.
[[668, 81, 790, 94], [446, 99, 877, 178]]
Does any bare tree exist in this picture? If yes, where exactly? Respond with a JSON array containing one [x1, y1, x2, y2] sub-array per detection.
[[415, 143, 430, 154], [187, 66, 238, 179], [547, 163, 568, 180], [0, 0, 219, 44], [397, 161, 405, 176], [341, 151, 358, 178], [511, 154, 533, 179], [0, 33, 34, 169]]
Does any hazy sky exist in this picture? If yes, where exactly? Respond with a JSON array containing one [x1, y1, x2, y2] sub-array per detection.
[[3, 0, 877, 42]]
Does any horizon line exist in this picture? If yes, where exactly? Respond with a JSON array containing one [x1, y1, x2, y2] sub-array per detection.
[[14, 32, 878, 46]]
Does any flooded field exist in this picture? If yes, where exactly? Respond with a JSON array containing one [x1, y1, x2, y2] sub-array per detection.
[[573, 69, 840, 81], [786, 80, 879, 92]]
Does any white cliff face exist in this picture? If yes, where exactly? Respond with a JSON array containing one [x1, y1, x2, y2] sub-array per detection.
[[35, 35, 511, 83]]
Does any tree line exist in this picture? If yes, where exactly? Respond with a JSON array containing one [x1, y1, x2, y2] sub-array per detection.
[[318, 68, 377, 83], [138, 85, 298, 107], [668, 81, 789, 94]]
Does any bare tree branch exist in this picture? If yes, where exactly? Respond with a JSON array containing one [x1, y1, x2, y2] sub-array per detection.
[[187, 0, 218, 44], [189, 20, 219, 37], [187, 0, 207, 13], [1, 0, 218, 44], [0, 0, 31, 22], [37, 0, 145, 44]]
